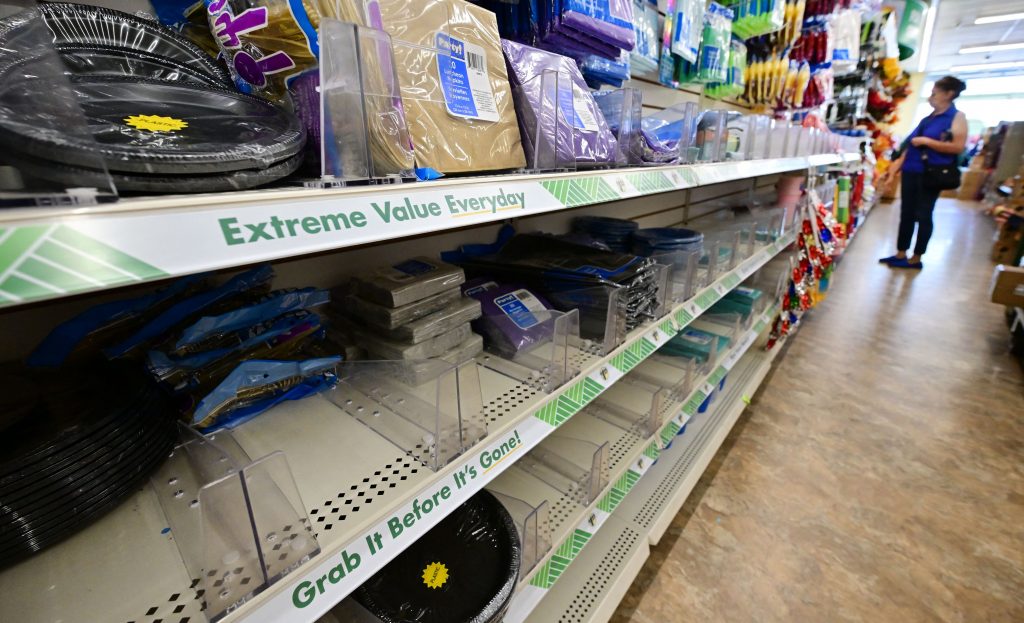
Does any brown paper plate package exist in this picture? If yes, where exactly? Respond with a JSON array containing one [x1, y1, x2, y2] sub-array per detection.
[[377, 0, 525, 174]]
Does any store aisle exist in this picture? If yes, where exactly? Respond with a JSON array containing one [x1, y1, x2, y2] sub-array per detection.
[[611, 198, 1024, 623]]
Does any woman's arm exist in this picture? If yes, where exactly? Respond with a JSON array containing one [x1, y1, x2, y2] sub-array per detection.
[[910, 112, 968, 154]]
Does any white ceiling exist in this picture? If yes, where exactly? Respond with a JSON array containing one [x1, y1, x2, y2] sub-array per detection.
[[920, 0, 1024, 76]]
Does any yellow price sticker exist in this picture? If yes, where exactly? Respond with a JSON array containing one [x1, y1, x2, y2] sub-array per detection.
[[124, 114, 188, 133], [421, 562, 449, 589]]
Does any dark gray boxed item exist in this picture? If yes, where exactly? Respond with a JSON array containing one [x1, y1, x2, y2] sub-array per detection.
[[354, 257, 465, 307], [380, 297, 482, 344], [355, 322, 473, 360], [345, 287, 463, 330], [407, 333, 485, 385]]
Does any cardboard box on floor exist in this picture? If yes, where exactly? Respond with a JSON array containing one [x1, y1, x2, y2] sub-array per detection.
[[991, 265, 1024, 307], [992, 223, 1024, 264], [959, 169, 989, 200]]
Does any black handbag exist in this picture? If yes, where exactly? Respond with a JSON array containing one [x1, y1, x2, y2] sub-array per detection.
[[914, 123, 961, 191]]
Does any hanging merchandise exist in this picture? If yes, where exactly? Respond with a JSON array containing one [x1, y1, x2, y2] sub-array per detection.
[[355, 491, 521, 623], [377, 0, 526, 174], [502, 39, 619, 167], [695, 2, 733, 83], [726, 0, 786, 39], [631, 0, 660, 73], [706, 37, 747, 99], [671, 0, 705, 64], [830, 9, 861, 75]]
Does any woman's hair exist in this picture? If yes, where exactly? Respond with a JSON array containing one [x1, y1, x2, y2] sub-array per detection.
[[935, 75, 967, 99]]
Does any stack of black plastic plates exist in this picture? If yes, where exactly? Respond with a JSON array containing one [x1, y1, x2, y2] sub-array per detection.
[[0, 3, 305, 193], [0, 365, 178, 568], [355, 491, 521, 623]]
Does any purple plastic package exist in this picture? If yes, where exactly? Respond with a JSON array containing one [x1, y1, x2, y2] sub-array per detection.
[[502, 39, 617, 167], [548, 0, 635, 53], [462, 279, 556, 357]]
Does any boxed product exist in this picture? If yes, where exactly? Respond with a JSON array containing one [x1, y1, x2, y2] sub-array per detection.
[[990, 265, 1024, 308], [377, 0, 526, 174], [662, 328, 719, 363], [374, 297, 482, 343], [342, 287, 463, 330], [352, 257, 465, 307], [351, 321, 474, 360], [958, 169, 988, 200]]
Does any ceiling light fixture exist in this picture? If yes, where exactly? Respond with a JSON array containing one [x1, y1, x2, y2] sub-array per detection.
[[918, 3, 938, 73], [959, 42, 1024, 54], [974, 12, 1024, 25], [948, 60, 1024, 72]]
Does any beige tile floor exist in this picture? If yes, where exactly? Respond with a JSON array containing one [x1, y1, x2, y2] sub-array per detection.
[[611, 198, 1024, 623]]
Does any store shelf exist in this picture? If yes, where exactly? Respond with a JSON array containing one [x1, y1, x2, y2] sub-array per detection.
[[527, 344, 782, 623], [0, 232, 794, 623], [503, 305, 777, 623], [621, 343, 781, 546], [522, 515, 650, 623], [0, 154, 847, 309]]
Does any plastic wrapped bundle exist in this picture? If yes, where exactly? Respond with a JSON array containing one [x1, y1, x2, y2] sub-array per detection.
[[446, 231, 662, 335], [463, 280, 557, 356], [630, 0, 659, 73], [550, 0, 636, 51], [502, 39, 617, 167], [377, 0, 526, 174], [577, 50, 630, 88], [637, 102, 699, 164], [631, 228, 703, 256], [696, 3, 733, 83], [355, 491, 521, 623], [572, 216, 639, 253]]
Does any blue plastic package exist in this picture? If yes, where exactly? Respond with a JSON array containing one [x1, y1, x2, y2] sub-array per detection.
[[104, 265, 274, 359], [27, 273, 206, 368], [192, 357, 341, 431], [175, 288, 329, 352], [148, 311, 325, 390]]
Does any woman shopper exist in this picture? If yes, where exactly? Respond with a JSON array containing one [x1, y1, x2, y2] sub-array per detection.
[[879, 76, 968, 269]]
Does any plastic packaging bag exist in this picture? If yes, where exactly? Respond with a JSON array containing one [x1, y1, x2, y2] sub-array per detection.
[[463, 280, 557, 357], [696, 3, 733, 83], [192, 357, 340, 431], [630, 0, 659, 73], [502, 39, 618, 166], [341, 287, 463, 330], [377, 0, 526, 174]]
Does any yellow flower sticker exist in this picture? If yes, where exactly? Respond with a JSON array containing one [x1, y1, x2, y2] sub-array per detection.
[[124, 114, 188, 133], [421, 562, 448, 589]]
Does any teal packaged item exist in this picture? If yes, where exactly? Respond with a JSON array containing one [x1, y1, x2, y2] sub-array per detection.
[[725, 286, 762, 307], [662, 328, 717, 362], [696, 3, 733, 84]]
